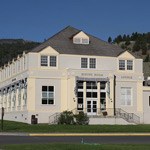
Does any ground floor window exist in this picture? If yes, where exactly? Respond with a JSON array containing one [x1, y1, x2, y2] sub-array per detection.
[[121, 87, 132, 106], [42, 86, 54, 105]]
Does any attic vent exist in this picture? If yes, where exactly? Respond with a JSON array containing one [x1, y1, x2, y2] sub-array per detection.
[[73, 38, 89, 45]]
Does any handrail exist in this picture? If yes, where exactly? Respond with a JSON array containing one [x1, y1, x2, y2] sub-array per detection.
[[115, 108, 140, 124], [49, 112, 61, 124], [48, 108, 140, 124]]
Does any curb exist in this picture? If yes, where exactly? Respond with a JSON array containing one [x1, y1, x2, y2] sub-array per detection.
[[1, 132, 150, 136], [29, 133, 150, 137]]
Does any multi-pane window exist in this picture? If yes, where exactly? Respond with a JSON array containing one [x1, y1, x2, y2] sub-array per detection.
[[86, 81, 97, 98], [119, 60, 133, 70], [77, 92, 83, 110], [89, 58, 96, 68], [82, 38, 89, 44], [86, 81, 97, 89], [121, 87, 132, 106], [50, 56, 57, 67], [81, 58, 88, 68], [41, 56, 48, 66], [73, 38, 81, 44], [119, 60, 125, 70], [127, 60, 133, 70], [42, 86, 54, 105]]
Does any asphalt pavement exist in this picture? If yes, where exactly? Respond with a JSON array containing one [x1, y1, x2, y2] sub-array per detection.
[[0, 135, 150, 144]]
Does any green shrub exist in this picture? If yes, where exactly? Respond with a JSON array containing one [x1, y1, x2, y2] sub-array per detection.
[[74, 111, 89, 125], [58, 111, 74, 125]]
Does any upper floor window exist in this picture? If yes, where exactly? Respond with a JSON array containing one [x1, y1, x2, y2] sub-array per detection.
[[119, 60, 133, 71], [73, 38, 81, 44], [81, 58, 88, 68], [73, 38, 89, 44], [41, 55, 57, 67], [42, 86, 54, 105], [50, 56, 57, 67], [127, 60, 133, 70], [82, 38, 89, 44], [41, 56, 48, 66], [89, 58, 96, 68], [81, 58, 96, 69], [119, 60, 125, 70]]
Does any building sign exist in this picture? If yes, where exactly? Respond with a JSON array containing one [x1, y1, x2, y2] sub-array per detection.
[[81, 73, 103, 77], [121, 76, 132, 79]]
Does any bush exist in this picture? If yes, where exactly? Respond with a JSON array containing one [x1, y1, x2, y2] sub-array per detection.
[[58, 111, 74, 125], [74, 111, 89, 125]]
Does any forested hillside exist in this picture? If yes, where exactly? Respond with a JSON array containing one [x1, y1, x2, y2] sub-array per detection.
[[108, 32, 150, 62], [0, 39, 40, 67]]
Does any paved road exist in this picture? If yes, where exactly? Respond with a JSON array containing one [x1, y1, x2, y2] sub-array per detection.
[[0, 136, 150, 144]]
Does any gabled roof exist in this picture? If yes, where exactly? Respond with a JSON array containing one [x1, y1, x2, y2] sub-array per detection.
[[31, 26, 125, 57]]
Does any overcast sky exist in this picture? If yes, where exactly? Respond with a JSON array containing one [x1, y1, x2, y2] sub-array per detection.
[[0, 0, 150, 42]]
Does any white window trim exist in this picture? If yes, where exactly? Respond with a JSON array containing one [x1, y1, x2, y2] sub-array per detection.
[[73, 37, 89, 45], [40, 55, 58, 68], [120, 87, 132, 106], [118, 59, 134, 71], [41, 86, 55, 105], [81, 57, 96, 69]]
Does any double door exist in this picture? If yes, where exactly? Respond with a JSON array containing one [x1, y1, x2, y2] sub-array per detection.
[[87, 100, 97, 115]]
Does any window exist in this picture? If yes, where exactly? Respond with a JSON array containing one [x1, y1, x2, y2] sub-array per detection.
[[42, 86, 54, 104], [89, 58, 96, 68], [73, 38, 81, 44], [86, 81, 97, 89], [86, 92, 97, 98], [50, 56, 57, 67], [119, 60, 133, 71], [81, 58, 88, 68], [81, 58, 96, 69], [82, 38, 89, 44], [121, 87, 132, 106], [127, 60, 133, 70], [41, 56, 48, 66], [119, 60, 125, 70]]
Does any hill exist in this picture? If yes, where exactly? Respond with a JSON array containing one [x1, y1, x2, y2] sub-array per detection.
[[0, 39, 40, 67]]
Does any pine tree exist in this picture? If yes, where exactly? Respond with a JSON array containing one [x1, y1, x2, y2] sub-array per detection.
[[108, 37, 112, 43]]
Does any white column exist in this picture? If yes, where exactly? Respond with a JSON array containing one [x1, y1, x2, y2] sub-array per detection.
[[97, 82, 100, 115], [83, 81, 86, 113], [16, 88, 18, 111]]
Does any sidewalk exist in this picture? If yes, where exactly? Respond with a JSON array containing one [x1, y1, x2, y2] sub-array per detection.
[[1, 132, 150, 136]]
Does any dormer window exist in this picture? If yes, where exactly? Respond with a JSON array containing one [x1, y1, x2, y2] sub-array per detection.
[[73, 38, 89, 44], [73, 31, 89, 45]]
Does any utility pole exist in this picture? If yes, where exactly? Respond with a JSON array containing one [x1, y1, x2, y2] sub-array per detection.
[[1, 107, 4, 131]]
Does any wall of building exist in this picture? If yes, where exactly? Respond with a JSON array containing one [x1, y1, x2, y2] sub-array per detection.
[[143, 87, 150, 124]]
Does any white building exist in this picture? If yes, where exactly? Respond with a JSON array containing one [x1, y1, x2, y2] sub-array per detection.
[[0, 26, 150, 124]]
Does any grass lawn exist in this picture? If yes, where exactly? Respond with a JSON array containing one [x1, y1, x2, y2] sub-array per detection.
[[1, 120, 150, 133], [1, 143, 150, 150]]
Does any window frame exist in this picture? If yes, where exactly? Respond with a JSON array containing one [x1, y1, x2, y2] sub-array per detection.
[[127, 60, 133, 70], [119, 60, 125, 70], [89, 58, 96, 69], [41, 55, 48, 66], [81, 58, 88, 68], [120, 87, 132, 106], [50, 56, 57, 67], [41, 86, 55, 105], [119, 59, 134, 71]]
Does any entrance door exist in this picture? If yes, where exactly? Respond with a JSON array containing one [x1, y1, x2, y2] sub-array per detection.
[[87, 100, 97, 115]]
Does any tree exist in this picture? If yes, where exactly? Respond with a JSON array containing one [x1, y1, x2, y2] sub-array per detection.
[[108, 37, 112, 43]]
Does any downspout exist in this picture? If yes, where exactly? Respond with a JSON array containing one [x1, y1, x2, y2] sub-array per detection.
[[114, 75, 116, 116]]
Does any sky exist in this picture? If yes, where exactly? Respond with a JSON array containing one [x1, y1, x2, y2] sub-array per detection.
[[0, 0, 150, 42]]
